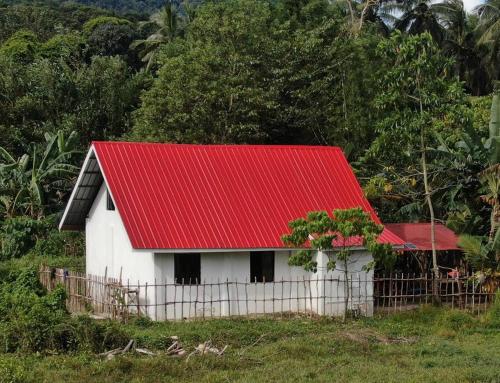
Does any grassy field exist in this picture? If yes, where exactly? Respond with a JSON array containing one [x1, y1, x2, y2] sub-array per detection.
[[0, 306, 499, 383]]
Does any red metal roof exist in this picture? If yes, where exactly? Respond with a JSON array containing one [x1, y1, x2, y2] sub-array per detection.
[[385, 223, 460, 251], [77, 142, 403, 249]]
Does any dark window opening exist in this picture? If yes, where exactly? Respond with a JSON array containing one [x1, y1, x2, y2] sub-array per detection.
[[250, 251, 274, 282], [106, 190, 115, 211], [174, 253, 200, 284]]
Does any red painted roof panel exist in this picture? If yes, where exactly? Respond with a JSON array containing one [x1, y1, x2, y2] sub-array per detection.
[[92, 142, 403, 249], [385, 223, 459, 251]]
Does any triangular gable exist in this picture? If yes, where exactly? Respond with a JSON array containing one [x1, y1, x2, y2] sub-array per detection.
[[59, 146, 106, 230]]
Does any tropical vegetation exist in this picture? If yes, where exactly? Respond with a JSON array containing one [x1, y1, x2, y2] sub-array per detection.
[[0, 0, 499, 380], [0, 0, 498, 271]]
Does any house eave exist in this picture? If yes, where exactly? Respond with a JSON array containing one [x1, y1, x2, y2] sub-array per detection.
[[134, 244, 404, 253], [59, 145, 107, 231]]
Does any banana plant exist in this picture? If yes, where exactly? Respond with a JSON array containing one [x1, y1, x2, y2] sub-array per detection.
[[458, 90, 500, 271], [0, 130, 80, 219], [458, 231, 499, 270]]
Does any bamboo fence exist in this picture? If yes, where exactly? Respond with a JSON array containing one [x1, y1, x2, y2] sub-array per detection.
[[39, 266, 498, 321], [373, 272, 498, 314]]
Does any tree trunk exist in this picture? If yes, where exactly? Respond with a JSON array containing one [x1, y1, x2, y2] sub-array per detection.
[[343, 257, 349, 321], [421, 131, 440, 304], [346, 0, 355, 30], [416, 66, 440, 304]]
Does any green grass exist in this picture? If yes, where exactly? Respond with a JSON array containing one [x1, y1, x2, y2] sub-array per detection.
[[0, 307, 499, 383]]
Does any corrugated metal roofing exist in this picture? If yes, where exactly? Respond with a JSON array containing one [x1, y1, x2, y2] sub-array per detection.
[[62, 142, 404, 249], [58, 151, 103, 230], [385, 223, 460, 251]]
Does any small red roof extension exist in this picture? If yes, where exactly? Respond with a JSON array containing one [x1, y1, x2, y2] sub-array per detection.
[[385, 223, 460, 251], [89, 142, 403, 249]]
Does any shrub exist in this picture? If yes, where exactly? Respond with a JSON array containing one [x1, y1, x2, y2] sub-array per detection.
[[485, 291, 500, 328], [0, 267, 128, 354], [31, 230, 84, 258], [0, 215, 84, 261], [72, 315, 130, 353], [436, 310, 475, 332], [0, 358, 26, 383], [0, 217, 51, 260]]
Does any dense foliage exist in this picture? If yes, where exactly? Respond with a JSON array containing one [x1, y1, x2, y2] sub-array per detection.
[[0, 0, 498, 272], [0, 267, 128, 353]]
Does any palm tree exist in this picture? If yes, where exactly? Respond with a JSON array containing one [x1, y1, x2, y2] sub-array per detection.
[[391, 0, 445, 43], [475, 0, 500, 45], [131, 1, 183, 71], [358, 0, 394, 35], [474, 0, 500, 89], [435, 0, 490, 95], [458, 230, 499, 271]]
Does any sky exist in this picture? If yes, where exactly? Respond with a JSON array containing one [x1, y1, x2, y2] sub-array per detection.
[[463, 0, 484, 12]]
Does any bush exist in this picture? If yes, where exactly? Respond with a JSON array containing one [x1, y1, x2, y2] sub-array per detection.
[[0, 267, 128, 354], [0, 215, 84, 261], [31, 230, 84, 258], [0, 358, 26, 383], [71, 315, 130, 353], [485, 291, 500, 328], [0, 217, 51, 260], [436, 310, 475, 332]]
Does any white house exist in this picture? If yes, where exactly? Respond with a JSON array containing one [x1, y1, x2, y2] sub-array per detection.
[[59, 142, 404, 320]]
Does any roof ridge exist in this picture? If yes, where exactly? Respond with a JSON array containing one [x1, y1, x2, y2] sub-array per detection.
[[92, 141, 343, 151]]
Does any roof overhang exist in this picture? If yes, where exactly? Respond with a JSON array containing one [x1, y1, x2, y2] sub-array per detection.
[[59, 146, 104, 230]]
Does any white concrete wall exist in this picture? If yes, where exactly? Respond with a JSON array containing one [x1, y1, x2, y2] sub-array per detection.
[[85, 183, 155, 284], [151, 251, 313, 320], [150, 250, 374, 320], [85, 183, 374, 320], [321, 250, 374, 317]]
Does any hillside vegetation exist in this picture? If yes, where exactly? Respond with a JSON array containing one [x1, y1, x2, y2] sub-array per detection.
[[0, 1, 499, 381], [0, 0, 498, 250]]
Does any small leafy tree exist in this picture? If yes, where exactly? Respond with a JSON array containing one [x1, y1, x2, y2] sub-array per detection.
[[282, 208, 394, 319]]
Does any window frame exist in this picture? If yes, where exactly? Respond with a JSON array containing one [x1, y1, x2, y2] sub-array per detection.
[[106, 190, 115, 211], [174, 253, 201, 285], [250, 251, 275, 283]]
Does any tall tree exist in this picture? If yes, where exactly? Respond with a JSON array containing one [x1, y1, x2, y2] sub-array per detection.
[[131, 1, 184, 71], [474, 0, 500, 91], [391, 0, 445, 43], [131, 0, 282, 144], [436, 0, 488, 95], [370, 31, 469, 300]]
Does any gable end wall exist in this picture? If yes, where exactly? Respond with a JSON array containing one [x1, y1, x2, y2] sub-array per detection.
[[85, 183, 155, 283]]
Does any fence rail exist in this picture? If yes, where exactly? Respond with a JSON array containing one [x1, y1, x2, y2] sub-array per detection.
[[374, 273, 498, 314], [39, 266, 498, 321]]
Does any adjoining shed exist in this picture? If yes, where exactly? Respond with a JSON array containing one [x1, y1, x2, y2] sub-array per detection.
[[384, 223, 462, 274], [59, 142, 404, 320]]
